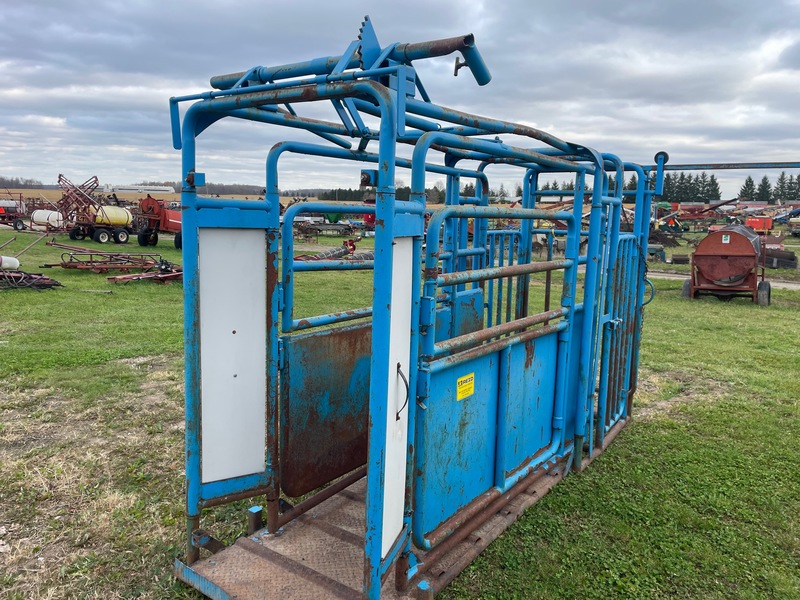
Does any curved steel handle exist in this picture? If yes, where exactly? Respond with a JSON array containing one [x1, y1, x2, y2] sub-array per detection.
[[396, 362, 409, 421], [643, 278, 656, 306]]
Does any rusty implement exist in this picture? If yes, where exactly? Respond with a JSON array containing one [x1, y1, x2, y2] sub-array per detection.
[[41, 251, 162, 273], [683, 224, 770, 306], [107, 260, 183, 284], [0, 269, 62, 290]]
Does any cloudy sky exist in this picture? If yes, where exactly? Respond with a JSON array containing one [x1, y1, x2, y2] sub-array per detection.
[[1, 0, 799, 197]]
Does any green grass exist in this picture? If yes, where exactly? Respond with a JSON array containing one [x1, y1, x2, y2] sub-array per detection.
[[1, 229, 799, 598]]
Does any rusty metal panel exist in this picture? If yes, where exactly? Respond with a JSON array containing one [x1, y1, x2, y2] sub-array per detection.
[[280, 322, 371, 498]]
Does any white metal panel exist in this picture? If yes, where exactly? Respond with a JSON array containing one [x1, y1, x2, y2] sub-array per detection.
[[381, 236, 413, 557], [199, 228, 267, 483]]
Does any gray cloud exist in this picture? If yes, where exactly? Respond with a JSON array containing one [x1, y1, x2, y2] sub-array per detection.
[[0, 0, 799, 196]]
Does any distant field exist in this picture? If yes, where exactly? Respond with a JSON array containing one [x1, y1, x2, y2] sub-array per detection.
[[2, 188, 311, 206]]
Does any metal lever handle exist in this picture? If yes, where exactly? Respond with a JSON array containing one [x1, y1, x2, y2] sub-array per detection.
[[396, 362, 409, 421]]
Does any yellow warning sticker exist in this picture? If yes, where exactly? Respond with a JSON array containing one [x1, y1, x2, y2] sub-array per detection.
[[456, 372, 475, 401]]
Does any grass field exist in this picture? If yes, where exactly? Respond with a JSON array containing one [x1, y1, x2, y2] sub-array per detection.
[[1, 228, 799, 599]]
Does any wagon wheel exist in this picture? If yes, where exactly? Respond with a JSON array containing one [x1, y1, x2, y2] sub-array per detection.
[[113, 228, 130, 244], [93, 228, 111, 244], [757, 281, 771, 307]]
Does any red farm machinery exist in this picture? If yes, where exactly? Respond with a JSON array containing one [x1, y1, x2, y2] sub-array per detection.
[[137, 195, 183, 249], [57, 174, 135, 244], [682, 224, 770, 306], [0, 192, 29, 231]]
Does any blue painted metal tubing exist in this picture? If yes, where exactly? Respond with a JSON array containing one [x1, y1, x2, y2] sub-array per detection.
[[437, 259, 573, 286], [209, 33, 492, 89], [291, 307, 373, 332], [293, 260, 374, 271]]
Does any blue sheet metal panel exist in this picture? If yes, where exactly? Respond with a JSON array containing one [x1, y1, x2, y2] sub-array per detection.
[[499, 333, 558, 478], [433, 287, 484, 342], [414, 353, 499, 542], [279, 322, 371, 498], [564, 308, 585, 443]]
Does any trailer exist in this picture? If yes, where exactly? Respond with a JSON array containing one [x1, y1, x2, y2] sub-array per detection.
[[0, 195, 28, 231], [169, 17, 666, 599]]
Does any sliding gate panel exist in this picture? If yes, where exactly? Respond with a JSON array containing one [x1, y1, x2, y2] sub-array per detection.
[[498, 333, 558, 479], [416, 353, 500, 538], [280, 322, 372, 497]]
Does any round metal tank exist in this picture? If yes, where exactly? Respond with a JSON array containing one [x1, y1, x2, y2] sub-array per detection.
[[694, 224, 761, 286], [0, 256, 20, 270], [31, 209, 64, 228], [94, 205, 133, 227], [0, 199, 19, 210]]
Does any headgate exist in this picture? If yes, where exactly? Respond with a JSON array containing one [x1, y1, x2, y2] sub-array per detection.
[[170, 17, 667, 599]]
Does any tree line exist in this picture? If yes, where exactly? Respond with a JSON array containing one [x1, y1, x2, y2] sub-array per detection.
[[736, 173, 800, 204], [0, 176, 45, 189]]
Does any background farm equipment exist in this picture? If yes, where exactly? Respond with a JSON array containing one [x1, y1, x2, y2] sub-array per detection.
[[744, 216, 773, 235], [40, 239, 164, 273], [0, 193, 30, 231], [57, 174, 135, 244], [0, 235, 62, 290], [137, 195, 183, 249], [682, 224, 770, 305], [106, 259, 183, 284]]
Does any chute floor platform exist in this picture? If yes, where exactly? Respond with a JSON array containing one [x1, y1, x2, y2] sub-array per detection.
[[173, 422, 628, 600]]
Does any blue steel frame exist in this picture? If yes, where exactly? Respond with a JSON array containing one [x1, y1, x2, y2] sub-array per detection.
[[171, 17, 668, 599]]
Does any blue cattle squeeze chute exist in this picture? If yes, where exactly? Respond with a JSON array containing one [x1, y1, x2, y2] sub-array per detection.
[[170, 16, 667, 599]]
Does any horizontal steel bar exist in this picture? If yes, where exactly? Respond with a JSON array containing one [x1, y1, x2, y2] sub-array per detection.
[[277, 466, 367, 528], [426, 321, 567, 373], [660, 161, 800, 171], [437, 247, 486, 261], [436, 259, 571, 286], [293, 259, 374, 271], [432, 307, 568, 357], [291, 306, 372, 332]]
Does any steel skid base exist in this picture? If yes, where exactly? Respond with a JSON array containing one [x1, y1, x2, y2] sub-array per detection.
[[175, 421, 627, 599]]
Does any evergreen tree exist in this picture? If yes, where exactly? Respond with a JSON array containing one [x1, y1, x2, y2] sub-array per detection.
[[697, 172, 709, 202], [756, 175, 772, 204], [707, 174, 721, 202], [661, 173, 674, 203], [739, 176, 756, 201], [462, 182, 476, 197], [788, 175, 799, 202], [515, 184, 523, 197], [676, 173, 688, 203], [687, 174, 701, 202], [625, 174, 638, 191], [498, 183, 508, 199], [774, 172, 789, 204]]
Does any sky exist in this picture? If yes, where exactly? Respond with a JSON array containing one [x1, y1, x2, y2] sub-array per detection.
[[1, 0, 799, 198]]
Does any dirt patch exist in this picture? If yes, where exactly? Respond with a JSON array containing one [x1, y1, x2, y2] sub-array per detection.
[[634, 368, 731, 421], [0, 355, 185, 599]]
